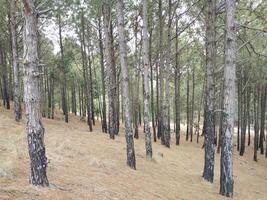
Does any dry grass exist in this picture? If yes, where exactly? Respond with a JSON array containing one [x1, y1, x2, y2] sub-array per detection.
[[0, 106, 266, 200]]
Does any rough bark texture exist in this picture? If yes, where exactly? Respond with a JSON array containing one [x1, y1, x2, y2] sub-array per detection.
[[10, 0, 21, 121], [162, 0, 172, 148], [103, 0, 118, 139], [175, 17, 180, 146], [220, 0, 236, 197], [142, 0, 153, 158], [240, 67, 247, 156], [259, 84, 266, 154], [98, 16, 107, 133], [203, 0, 216, 183], [22, 0, 49, 186], [116, 0, 136, 169], [253, 86, 260, 161], [58, 14, 68, 123], [158, 0, 164, 143], [0, 45, 10, 110], [80, 10, 93, 131]]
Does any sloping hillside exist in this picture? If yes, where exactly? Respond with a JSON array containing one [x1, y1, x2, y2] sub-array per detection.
[[0, 107, 266, 200]]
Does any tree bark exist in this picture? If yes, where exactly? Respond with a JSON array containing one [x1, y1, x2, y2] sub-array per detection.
[[142, 0, 153, 158], [22, 0, 49, 186], [203, 0, 216, 183], [98, 16, 107, 133], [220, 0, 236, 197], [175, 16, 181, 145], [259, 84, 266, 154], [10, 0, 21, 121], [253, 85, 260, 161], [103, 0, 118, 139], [58, 13, 68, 123], [116, 0, 136, 169], [0, 45, 10, 110]]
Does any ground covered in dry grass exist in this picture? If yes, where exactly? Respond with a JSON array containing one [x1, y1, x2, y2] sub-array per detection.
[[0, 107, 266, 200]]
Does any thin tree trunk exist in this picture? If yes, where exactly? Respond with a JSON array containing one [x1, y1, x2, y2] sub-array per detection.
[[0, 45, 10, 110], [98, 16, 107, 133], [240, 67, 247, 156], [116, 0, 136, 169], [247, 84, 251, 146], [259, 84, 266, 154], [80, 10, 92, 131], [10, 0, 21, 121], [142, 0, 153, 158], [149, 15, 156, 143], [175, 16, 180, 145], [190, 66, 195, 142], [220, 0, 236, 197], [253, 85, 260, 161], [22, 0, 49, 186], [58, 13, 68, 123], [203, 0, 216, 183], [186, 69, 190, 141], [103, 0, 117, 139], [158, 0, 164, 143]]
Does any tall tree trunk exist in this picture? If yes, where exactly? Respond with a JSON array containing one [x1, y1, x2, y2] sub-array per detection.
[[0, 45, 10, 110], [186, 69, 190, 141], [190, 66, 195, 142], [203, 0, 216, 183], [220, 0, 236, 197], [98, 16, 107, 133], [240, 67, 247, 156], [259, 84, 266, 154], [149, 15, 156, 143], [237, 76, 241, 151], [247, 84, 251, 146], [142, 0, 153, 158], [217, 81, 224, 153], [58, 13, 68, 123], [22, 0, 49, 186], [253, 85, 260, 161], [80, 10, 92, 131], [175, 16, 181, 145], [162, 0, 172, 148], [158, 0, 164, 143], [10, 0, 21, 120], [103, 0, 118, 139], [116, 0, 136, 169]]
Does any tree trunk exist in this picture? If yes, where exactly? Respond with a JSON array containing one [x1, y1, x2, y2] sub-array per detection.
[[259, 84, 266, 154], [0, 45, 10, 110], [10, 0, 21, 120], [237, 75, 241, 151], [253, 85, 260, 161], [220, 0, 236, 197], [186, 69, 190, 141], [203, 0, 216, 183], [175, 16, 181, 145], [58, 13, 68, 123], [190, 66, 195, 142], [98, 16, 107, 133], [142, 0, 153, 158], [158, 0, 164, 143], [162, 0, 172, 148], [247, 84, 251, 146], [240, 67, 247, 156], [116, 0, 136, 169], [149, 14, 156, 143], [103, 0, 118, 139], [80, 10, 92, 131], [22, 0, 49, 186]]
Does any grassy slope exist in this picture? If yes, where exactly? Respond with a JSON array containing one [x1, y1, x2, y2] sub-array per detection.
[[0, 106, 266, 200]]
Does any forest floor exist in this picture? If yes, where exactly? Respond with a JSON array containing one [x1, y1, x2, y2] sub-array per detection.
[[0, 107, 267, 200]]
